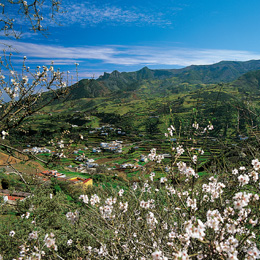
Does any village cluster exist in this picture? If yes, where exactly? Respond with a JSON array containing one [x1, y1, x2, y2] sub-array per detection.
[[88, 125, 126, 137], [20, 134, 153, 181]]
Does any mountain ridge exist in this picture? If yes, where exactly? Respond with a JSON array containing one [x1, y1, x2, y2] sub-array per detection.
[[98, 59, 260, 83], [42, 59, 260, 105]]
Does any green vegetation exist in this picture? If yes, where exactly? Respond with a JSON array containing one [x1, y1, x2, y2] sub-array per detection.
[[2, 61, 260, 258], [12, 64, 260, 149]]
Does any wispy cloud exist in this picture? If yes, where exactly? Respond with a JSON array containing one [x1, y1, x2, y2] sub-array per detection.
[[0, 0, 176, 29], [114, 46, 260, 66], [1, 40, 118, 60], [53, 2, 173, 27], [2, 40, 260, 73]]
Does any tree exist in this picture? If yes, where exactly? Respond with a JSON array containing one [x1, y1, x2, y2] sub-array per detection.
[[0, 0, 62, 38], [1, 178, 9, 189], [0, 1, 70, 145], [0, 1, 73, 185], [145, 117, 160, 135]]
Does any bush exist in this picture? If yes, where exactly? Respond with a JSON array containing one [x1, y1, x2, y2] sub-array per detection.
[[1, 178, 9, 189], [0, 122, 260, 259]]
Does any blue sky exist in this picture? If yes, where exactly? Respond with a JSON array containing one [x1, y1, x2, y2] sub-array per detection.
[[2, 0, 260, 79]]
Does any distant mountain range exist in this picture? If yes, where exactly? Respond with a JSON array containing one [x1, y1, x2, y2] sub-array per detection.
[[98, 59, 260, 83], [65, 59, 260, 100], [22, 59, 260, 142]]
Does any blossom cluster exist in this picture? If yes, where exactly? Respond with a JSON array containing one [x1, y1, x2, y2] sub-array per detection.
[[3, 123, 260, 260]]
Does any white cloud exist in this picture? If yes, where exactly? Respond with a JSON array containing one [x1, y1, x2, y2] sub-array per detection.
[[1, 40, 118, 60], [53, 2, 172, 27], [117, 46, 260, 66], [2, 40, 260, 69]]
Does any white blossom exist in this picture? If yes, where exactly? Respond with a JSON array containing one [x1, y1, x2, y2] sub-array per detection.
[[79, 194, 89, 204], [9, 231, 15, 237]]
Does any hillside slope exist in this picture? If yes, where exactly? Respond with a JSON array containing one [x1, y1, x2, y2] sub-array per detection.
[[65, 60, 260, 100]]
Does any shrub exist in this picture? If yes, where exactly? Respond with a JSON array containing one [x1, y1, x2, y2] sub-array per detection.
[[0, 122, 260, 259], [1, 178, 9, 189]]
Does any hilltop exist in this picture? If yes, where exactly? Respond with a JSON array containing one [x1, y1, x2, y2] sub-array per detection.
[[8, 59, 260, 149], [63, 59, 260, 101], [98, 59, 260, 84]]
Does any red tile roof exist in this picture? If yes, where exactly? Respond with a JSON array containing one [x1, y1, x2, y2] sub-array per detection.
[[83, 178, 92, 184], [8, 196, 24, 201]]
